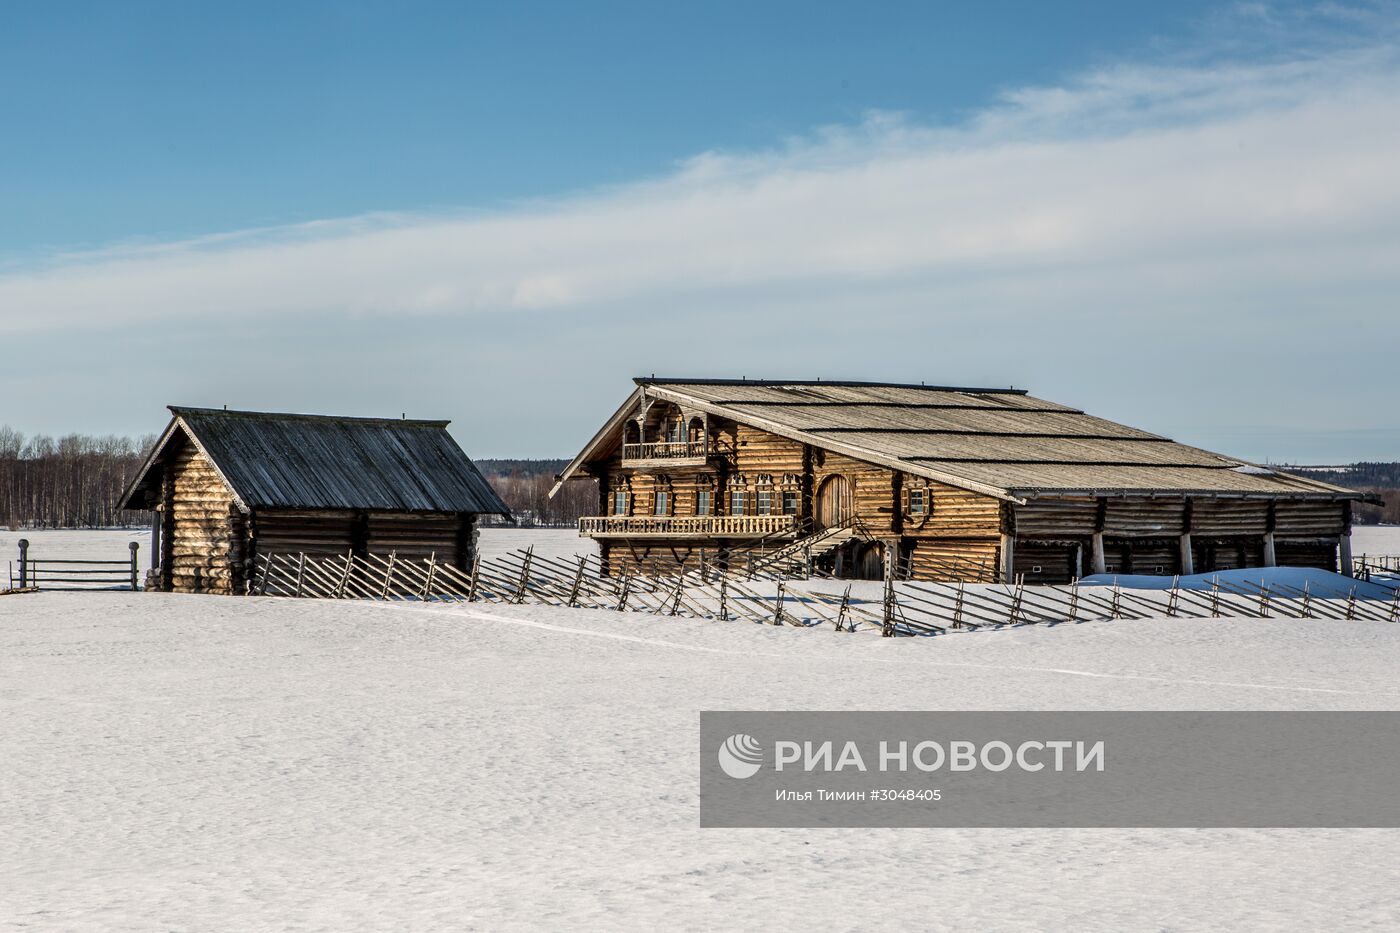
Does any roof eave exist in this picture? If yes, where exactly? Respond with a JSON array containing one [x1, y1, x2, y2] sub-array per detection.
[[548, 387, 645, 498]]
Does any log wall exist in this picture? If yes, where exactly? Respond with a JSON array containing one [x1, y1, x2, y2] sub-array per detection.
[[165, 440, 241, 595]]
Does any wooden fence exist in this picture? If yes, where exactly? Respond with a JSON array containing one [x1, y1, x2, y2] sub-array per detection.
[[8, 539, 141, 592], [250, 546, 1400, 636]]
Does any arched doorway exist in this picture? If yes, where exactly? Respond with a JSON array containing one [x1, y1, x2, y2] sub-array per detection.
[[815, 475, 852, 529]]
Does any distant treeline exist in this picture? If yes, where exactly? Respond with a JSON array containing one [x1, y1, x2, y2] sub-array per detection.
[[0, 426, 157, 530], [474, 459, 597, 527], [1278, 462, 1400, 525]]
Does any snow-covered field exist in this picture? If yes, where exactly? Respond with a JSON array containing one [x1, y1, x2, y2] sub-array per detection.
[[4, 528, 1400, 930]]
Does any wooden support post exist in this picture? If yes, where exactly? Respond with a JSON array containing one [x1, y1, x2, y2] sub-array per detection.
[[1339, 532, 1354, 578], [17, 538, 28, 589], [1091, 533, 1106, 575], [129, 541, 140, 591], [1262, 532, 1277, 568], [1179, 534, 1194, 576], [149, 515, 161, 570], [999, 534, 1015, 585]]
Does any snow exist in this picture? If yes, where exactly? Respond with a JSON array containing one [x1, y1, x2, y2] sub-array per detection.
[[1079, 566, 1397, 599], [5, 527, 1400, 929]]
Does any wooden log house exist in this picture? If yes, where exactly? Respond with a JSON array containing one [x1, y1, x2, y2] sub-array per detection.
[[119, 407, 509, 595], [551, 378, 1365, 583]]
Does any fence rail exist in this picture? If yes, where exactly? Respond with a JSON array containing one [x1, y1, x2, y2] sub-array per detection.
[[9, 539, 141, 592], [250, 546, 1400, 637]]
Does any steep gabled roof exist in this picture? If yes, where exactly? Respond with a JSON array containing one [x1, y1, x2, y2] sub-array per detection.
[[551, 378, 1359, 503], [120, 406, 510, 514]]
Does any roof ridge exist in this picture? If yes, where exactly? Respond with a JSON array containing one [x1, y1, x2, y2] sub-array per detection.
[[634, 377, 1028, 395], [169, 405, 450, 428]]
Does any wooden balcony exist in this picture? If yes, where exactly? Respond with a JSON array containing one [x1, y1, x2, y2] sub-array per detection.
[[579, 514, 800, 539], [621, 440, 710, 467]]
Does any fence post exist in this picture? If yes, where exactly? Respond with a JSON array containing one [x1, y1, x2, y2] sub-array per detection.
[[1301, 581, 1312, 619], [718, 576, 728, 622], [467, 554, 481, 602], [17, 539, 28, 589], [337, 550, 353, 599], [129, 541, 140, 591], [380, 551, 396, 600], [836, 585, 852, 632], [1067, 582, 1079, 623], [568, 557, 585, 608], [670, 574, 685, 616], [954, 581, 966, 628], [514, 547, 534, 604], [1389, 586, 1398, 624], [295, 553, 306, 597], [772, 582, 786, 626], [423, 553, 437, 600]]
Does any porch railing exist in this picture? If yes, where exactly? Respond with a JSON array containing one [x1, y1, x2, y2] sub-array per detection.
[[622, 440, 708, 462], [579, 514, 800, 538]]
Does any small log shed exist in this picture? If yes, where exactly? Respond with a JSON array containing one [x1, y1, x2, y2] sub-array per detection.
[[119, 406, 510, 595]]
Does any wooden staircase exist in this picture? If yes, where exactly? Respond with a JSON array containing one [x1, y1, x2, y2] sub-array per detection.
[[746, 519, 865, 577]]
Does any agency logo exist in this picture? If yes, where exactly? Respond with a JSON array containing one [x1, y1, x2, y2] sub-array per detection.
[[717, 733, 764, 779]]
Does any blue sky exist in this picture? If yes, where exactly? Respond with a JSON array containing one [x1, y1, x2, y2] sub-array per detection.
[[2, 1, 1398, 461], [1, 1, 1219, 255]]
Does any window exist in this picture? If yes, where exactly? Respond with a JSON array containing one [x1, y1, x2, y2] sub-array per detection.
[[613, 490, 628, 515], [909, 489, 927, 516], [696, 490, 711, 516], [654, 490, 669, 516], [666, 420, 682, 443], [730, 489, 746, 516], [781, 490, 799, 515], [757, 489, 773, 515]]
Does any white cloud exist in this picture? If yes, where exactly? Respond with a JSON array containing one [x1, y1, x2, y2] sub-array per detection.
[[4, 27, 1400, 339]]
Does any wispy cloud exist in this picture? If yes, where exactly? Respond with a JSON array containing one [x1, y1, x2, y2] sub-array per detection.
[[4, 4, 1399, 459]]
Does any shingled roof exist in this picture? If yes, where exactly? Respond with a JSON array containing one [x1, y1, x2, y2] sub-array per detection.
[[120, 407, 510, 514], [553, 378, 1358, 503]]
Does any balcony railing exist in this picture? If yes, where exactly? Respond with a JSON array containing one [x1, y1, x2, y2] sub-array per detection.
[[622, 440, 709, 463], [579, 514, 800, 538]]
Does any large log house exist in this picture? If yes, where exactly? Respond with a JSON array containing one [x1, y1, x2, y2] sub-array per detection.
[[551, 378, 1364, 583]]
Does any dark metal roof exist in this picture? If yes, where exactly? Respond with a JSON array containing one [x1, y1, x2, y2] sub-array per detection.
[[120, 407, 510, 514]]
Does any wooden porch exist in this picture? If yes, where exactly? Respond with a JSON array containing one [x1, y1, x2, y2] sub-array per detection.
[[579, 514, 800, 538]]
